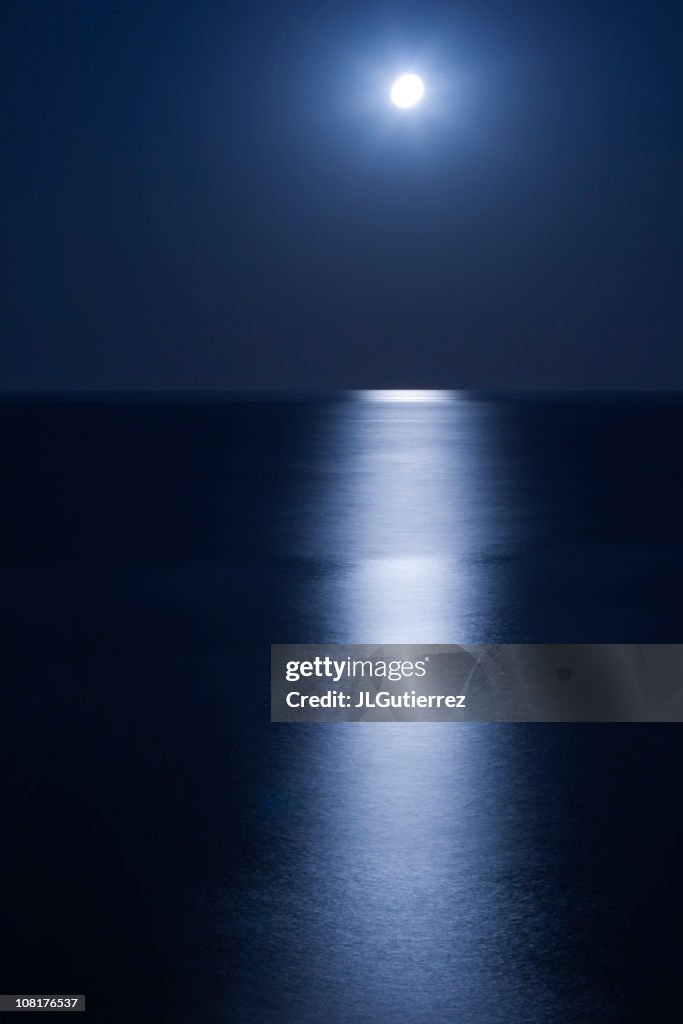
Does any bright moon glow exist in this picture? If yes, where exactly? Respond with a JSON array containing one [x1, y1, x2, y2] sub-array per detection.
[[390, 73, 425, 109], [362, 390, 453, 403]]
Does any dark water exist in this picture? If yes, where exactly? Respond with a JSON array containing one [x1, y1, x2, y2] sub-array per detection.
[[2, 393, 683, 1022]]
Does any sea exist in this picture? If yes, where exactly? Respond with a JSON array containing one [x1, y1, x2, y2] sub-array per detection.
[[1, 392, 682, 1022]]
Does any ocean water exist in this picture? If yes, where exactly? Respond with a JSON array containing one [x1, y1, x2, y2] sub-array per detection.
[[1, 392, 682, 1022]]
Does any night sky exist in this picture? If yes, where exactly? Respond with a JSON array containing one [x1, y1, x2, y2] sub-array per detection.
[[2, 0, 682, 389]]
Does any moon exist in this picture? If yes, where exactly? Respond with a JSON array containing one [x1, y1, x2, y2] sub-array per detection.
[[390, 73, 425, 109]]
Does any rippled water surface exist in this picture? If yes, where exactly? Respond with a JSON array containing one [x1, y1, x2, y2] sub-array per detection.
[[2, 393, 683, 1022]]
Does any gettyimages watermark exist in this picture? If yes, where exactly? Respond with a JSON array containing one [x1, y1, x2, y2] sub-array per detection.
[[280, 653, 465, 714], [271, 644, 683, 723]]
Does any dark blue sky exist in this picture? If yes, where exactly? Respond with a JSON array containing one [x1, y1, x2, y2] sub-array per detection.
[[2, 0, 681, 388]]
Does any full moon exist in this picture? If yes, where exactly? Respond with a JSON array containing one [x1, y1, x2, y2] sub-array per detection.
[[390, 73, 425, 109]]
